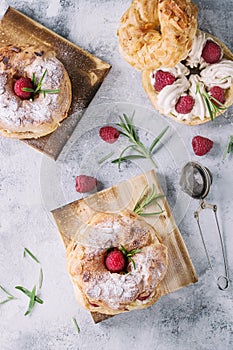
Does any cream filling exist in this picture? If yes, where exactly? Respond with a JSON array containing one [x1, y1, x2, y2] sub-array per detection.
[[157, 76, 190, 116], [150, 32, 233, 121], [200, 59, 233, 89], [185, 30, 207, 69]]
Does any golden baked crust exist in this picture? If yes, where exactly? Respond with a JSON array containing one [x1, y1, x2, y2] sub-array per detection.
[[66, 211, 168, 315], [0, 45, 72, 139], [117, 0, 198, 70], [142, 31, 233, 125]]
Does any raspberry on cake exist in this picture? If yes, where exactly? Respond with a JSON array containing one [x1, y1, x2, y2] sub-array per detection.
[[153, 70, 176, 92], [14, 77, 33, 100], [175, 95, 195, 114], [202, 40, 222, 64], [142, 29, 233, 125], [209, 86, 226, 107], [105, 250, 126, 273]]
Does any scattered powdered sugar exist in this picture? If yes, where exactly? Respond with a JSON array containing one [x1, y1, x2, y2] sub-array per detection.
[[46, 0, 61, 18], [0, 0, 8, 19], [0, 55, 64, 130]]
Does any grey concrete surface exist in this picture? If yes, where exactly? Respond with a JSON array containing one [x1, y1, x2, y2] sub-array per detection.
[[0, 1, 233, 349]]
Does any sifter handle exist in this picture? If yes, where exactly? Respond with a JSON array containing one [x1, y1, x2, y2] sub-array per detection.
[[194, 200, 229, 290]]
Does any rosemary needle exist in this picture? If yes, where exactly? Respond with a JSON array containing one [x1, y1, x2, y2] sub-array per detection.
[[120, 245, 141, 270], [39, 268, 43, 289], [23, 247, 40, 264], [0, 298, 14, 305], [98, 151, 115, 164], [72, 317, 81, 334], [22, 69, 60, 98], [0, 285, 16, 305], [24, 285, 36, 316], [223, 135, 233, 160], [196, 82, 227, 121], [15, 286, 43, 304]]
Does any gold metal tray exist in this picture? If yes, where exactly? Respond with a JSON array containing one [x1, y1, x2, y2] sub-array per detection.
[[0, 7, 111, 158]]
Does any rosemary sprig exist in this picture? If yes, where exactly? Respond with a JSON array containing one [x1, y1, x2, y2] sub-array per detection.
[[0, 285, 16, 305], [23, 247, 40, 264], [223, 135, 233, 160], [133, 185, 164, 217], [196, 82, 227, 121], [120, 245, 141, 270], [22, 69, 60, 98], [111, 113, 169, 169], [72, 317, 81, 334]]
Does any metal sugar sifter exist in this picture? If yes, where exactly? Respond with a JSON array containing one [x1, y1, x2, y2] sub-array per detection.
[[180, 162, 229, 290]]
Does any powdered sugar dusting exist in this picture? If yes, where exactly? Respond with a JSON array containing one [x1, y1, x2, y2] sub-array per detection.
[[0, 54, 64, 131], [46, 0, 61, 18], [77, 213, 151, 248], [83, 245, 167, 310], [68, 212, 167, 311]]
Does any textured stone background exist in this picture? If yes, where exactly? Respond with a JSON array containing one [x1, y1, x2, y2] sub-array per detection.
[[0, 1, 233, 349]]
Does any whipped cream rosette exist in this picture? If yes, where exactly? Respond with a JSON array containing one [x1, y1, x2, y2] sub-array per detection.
[[142, 30, 233, 125]]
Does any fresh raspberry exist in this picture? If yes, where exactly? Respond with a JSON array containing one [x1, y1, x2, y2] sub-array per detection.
[[99, 126, 120, 144], [209, 86, 226, 107], [14, 77, 33, 100], [105, 250, 126, 273], [175, 95, 195, 114], [192, 136, 214, 156], [75, 175, 97, 193], [154, 70, 176, 92], [201, 40, 222, 64]]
